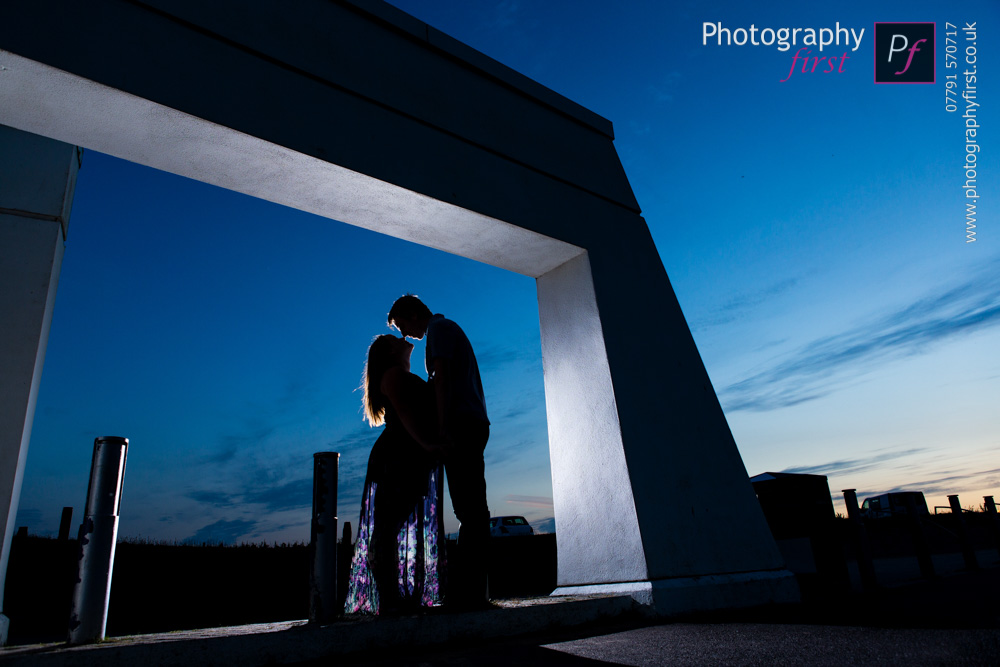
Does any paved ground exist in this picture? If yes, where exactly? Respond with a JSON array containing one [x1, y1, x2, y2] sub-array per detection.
[[342, 623, 1000, 666], [3, 552, 998, 666], [322, 556, 1000, 667]]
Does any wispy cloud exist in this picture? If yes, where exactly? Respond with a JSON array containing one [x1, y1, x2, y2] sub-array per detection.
[[474, 341, 539, 371], [184, 518, 257, 545], [781, 448, 928, 477], [186, 490, 233, 507], [184, 484, 311, 515], [629, 120, 652, 137], [878, 467, 1000, 497], [185, 422, 377, 524], [692, 276, 801, 331], [490, 0, 520, 30], [197, 363, 332, 468], [245, 478, 313, 513], [504, 494, 552, 508], [202, 445, 240, 465], [647, 71, 682, 104], [494, 387, 545, 422], [501, 404, 533, 420], [722, 259, 1000, 412], [331, 427, 381, 487], [486, 437, 539, 466]]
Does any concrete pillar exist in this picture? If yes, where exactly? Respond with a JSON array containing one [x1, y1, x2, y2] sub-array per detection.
[[539, 242, 798, 615], [538, 253, 647, 589], [0, 125, 79, 644]]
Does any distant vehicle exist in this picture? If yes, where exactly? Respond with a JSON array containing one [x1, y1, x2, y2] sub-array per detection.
[[860, 492, 929, 518], [489, 516, 534, 537]]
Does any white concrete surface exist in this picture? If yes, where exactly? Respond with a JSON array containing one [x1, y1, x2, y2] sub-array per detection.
[[554, 570, 800, 616], [538, 253, 647, 586], [0, 50, 583, 278]]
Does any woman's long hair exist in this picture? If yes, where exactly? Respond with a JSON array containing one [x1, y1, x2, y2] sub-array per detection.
[[361, 334, 398, 427]]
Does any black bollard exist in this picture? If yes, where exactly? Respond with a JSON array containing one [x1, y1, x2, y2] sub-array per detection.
[[310, 452, 339, 624], [67, 436, 128, 644], [342, 521, 352, 548]]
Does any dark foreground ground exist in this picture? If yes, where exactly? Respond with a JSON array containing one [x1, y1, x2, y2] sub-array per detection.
[[405, 622, 1000, 667], [2, 533, 556, 645], [2, 559, 998, 666], [320, 559, 1000, 667], [4, 532, 999, 666]]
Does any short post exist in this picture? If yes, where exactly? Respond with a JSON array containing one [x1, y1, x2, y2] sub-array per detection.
[[67, 436, 128, 644], [342, 521, 352, 548], [948, 495, 979, 571], [842, 489, 878, 591], [338, 521, 353, 610], [310, 452, 339, 624], [984, 496, 1000, 559], [58, 507, 73, 541], [902, 493, 935, 579]]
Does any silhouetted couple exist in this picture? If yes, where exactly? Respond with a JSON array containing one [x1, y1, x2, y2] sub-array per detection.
[[344, 295, 490, 616]]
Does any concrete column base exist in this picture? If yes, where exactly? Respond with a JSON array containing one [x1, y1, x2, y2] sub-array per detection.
[[552, 569, 800, 617]]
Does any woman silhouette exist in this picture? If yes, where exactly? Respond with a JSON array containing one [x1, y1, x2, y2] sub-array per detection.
[[344, 335, 444, 615]]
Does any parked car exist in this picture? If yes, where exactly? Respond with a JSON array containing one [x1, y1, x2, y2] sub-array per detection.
[[489, 516, 534, 537], [860, 491, 929, 518]]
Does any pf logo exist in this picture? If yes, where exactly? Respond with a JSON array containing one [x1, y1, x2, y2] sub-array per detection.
[[875, 23, 935, 83]]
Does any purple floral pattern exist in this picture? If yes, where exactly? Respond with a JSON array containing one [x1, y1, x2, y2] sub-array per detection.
[[344, 466, 443, 614]]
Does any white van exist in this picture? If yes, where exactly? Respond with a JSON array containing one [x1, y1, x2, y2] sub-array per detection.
[[489, 516, 534, 537], [860, 491, 929, 518]]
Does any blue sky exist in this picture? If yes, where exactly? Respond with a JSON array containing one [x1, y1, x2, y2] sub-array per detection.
[[16, 0, 998, 543]]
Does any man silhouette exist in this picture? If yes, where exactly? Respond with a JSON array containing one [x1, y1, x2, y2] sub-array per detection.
[[388, 294, 490, 607]]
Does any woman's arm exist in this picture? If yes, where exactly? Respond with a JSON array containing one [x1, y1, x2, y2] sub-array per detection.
[[380, 366, 443, 454]]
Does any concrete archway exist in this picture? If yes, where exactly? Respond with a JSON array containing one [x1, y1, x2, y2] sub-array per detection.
[[0, 1, 796, 636]]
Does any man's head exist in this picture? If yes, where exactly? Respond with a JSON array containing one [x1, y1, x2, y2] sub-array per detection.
[[388, 294, 433, 340]]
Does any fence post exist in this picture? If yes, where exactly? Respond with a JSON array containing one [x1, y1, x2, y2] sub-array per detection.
[[67, 436, 128, 644], [58, 507, 73, 541], [342, 521, 352, 548], [310, 452, 339, 624], [984, 496, 1000, 560], [900, 493, 935, 580], [948, 495, 979, 571], [842, 489, 878, 591]]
